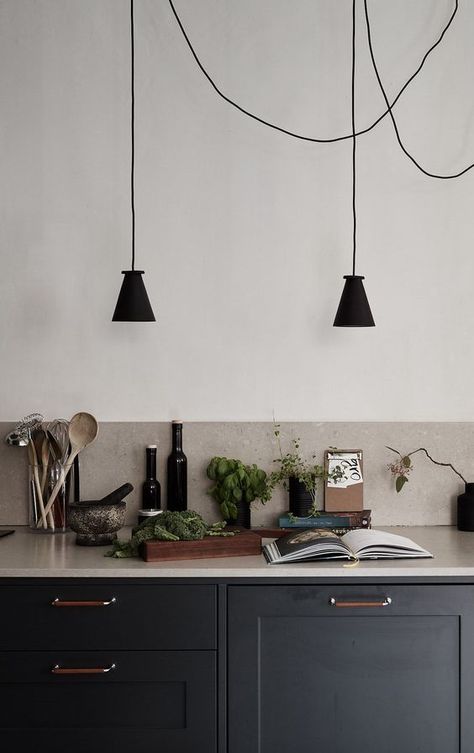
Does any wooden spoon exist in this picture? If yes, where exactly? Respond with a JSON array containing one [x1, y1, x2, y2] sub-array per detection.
[[40, 432, 50, 495], [30, 427, 56, 530], [28, 441, 47, 529], [46, 430, 67, 529], [39, 432, 56, 531], [40, 413, 99, 524]]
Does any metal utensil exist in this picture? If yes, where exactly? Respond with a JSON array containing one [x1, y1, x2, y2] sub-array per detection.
[[47, 427, 74, 526], [44, 419, 70, 463], [40, 413, 99, 524], [5, 413, 43, 446], [46, 430, 62, 463]]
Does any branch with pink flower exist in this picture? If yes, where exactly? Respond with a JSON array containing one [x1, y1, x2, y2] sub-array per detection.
[[386, 446, 466, 493]]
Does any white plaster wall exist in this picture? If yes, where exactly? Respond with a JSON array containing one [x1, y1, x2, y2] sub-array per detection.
[[0, 0, 473, 421]]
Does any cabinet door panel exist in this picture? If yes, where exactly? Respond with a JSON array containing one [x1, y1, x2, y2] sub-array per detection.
[[0, 651, 216, 753], [259, 615, 457, 753], [228, 585, 474, 753]]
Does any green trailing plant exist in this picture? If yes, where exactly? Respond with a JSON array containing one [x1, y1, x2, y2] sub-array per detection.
[[269, 424, 344, 516], [206, 457, 272, 521], [387, 446, 467, 493]]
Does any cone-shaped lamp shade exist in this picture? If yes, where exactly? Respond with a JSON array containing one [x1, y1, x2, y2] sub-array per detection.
[[112, 270, 156, 322], [333, 275, 375, 327]]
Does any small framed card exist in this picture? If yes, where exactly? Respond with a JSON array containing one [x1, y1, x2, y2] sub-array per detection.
[[324, 449, 363, 511]]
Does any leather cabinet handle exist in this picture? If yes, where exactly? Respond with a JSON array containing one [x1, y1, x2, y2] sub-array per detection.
[[51, 598, 116, 607], [329, 596, 392, 608], [51, 664, 116, 675]]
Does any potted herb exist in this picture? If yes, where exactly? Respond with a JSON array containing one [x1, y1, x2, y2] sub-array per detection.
[[386, 445, 474, 531], [269, 426, 343, 517], [206, 457, 271, 529]]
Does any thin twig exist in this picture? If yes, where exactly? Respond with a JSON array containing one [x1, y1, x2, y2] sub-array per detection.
[[386, 446, 466, 484], [272, 414, 283, 461]]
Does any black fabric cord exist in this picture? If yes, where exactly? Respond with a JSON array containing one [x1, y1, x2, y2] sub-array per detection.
[[167, 0, 459, 148], [363, 0, 473, 179], [351, 0, 357, 275], [131, 0, 136, 270]]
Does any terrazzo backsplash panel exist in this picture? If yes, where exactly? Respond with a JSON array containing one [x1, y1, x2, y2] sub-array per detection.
[[0, 422, 472, 527]]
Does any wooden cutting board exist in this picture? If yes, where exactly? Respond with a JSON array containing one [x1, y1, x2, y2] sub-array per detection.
[[140, 529, 262, 562]]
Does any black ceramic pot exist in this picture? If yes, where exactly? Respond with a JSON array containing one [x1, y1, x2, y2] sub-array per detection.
[[288, 477, 313, 518], [457, 483, 474, 531], [232, 499, 251, 529]]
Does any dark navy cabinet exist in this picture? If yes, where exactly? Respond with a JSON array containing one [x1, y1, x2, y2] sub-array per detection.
[[227, 584, 474, 753], [0, 650, 216, 753], [1, 578, 474, 752], [0, 582, 218, 753]]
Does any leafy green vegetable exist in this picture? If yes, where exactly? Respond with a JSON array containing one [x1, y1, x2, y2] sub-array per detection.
[[206, 457, 271, 521], [106, 510, 234, 558]]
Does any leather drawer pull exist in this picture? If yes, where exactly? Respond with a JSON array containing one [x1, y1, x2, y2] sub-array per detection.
[[51, 598, 116, 608], [329, 596, 392, 608], [51, 664, 116, 675]]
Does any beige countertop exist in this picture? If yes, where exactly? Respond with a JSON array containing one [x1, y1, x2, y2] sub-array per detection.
[[0, 525, 474, 578]]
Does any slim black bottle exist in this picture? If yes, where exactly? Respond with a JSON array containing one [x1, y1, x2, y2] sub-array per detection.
[[142, 445, 161, 510], [167, 421, 187, 511]]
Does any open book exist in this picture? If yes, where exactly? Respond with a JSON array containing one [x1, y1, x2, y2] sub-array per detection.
[[263, 528, 433, 564]]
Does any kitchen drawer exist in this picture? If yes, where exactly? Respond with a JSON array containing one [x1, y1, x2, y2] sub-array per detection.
[[0, 650, 216, 753], [230, 583, 473, 615], [4, 583, 216, 650]]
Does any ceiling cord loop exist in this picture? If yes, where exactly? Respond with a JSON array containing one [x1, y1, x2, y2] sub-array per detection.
[[168, 0, 461, 161], [363, 0, 473, 179]]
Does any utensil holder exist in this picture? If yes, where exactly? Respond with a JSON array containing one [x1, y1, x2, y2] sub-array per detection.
[[29, 459, 72, 533]]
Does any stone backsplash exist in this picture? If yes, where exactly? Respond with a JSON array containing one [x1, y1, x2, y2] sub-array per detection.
[[1, 422, 472, 527]]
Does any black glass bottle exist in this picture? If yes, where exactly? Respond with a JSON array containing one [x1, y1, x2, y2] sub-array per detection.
[[142, 445, 161, 510], [167, 421, 187, 511]]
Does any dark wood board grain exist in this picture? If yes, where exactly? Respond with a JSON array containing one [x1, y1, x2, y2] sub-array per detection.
[[141, 529, 262, 562]]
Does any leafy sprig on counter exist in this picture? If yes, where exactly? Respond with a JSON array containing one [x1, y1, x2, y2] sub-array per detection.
[[106, 510, 235, 558]]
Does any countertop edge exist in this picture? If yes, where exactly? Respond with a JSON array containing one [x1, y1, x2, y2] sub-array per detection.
[[2, 565, 474, 579], [1, 526, 474, 579]]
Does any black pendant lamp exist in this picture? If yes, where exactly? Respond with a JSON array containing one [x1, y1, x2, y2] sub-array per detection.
[[334, 0, 374, 328], [113, 0, 155, 322]]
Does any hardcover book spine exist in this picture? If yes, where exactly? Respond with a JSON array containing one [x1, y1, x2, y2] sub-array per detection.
[[329, 526, 370, 535], [278, 512, 371, 528]]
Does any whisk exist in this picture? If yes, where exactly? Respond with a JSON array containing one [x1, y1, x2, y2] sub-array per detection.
[[5, 413, 44, 446]]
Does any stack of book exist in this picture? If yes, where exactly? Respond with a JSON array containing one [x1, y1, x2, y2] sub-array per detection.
[[278, 509, 371, 536]]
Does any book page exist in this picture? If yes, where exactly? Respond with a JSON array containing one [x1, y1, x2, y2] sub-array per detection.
[[264, 534, 355, 564], [276, 528, 350, 557], [341, 528, 431, 556]]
